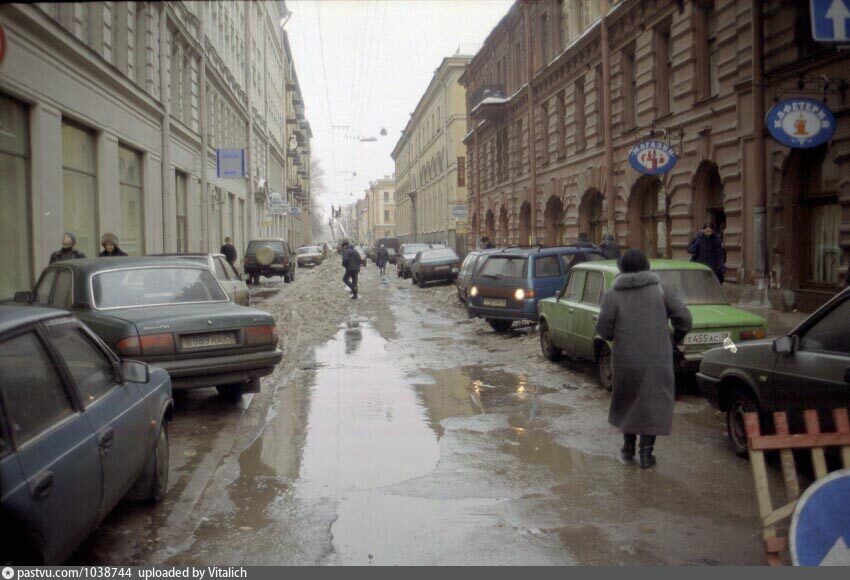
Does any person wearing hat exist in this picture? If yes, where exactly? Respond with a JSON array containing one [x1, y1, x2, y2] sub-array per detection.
[[220, 236, 237, 266], [340, 240, 360, 299], [99, 233, 128, 257], [595, 249, 692, 469], [49, 232, 87, 263]]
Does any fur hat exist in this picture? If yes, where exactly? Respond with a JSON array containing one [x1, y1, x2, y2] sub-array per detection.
[[101, 232, 119, 247], [617, 248, 650, 273]]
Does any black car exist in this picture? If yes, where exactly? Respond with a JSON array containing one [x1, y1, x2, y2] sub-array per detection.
[[411, 248, 462, 287], [243, 239, 296, 284], [397, 243, 444, 279], [697, 287, 850, 457]]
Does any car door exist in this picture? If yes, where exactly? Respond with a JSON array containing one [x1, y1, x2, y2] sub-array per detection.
[[572, 270, 604, 360], [0, 327, 101, 564], [43, 319, 151, 520], [33, 269, 57, 305], [554, 270, 586, 357], [220, 258, 249, 306], [771, 294, 850, 411], [48, 268, 73, 311]]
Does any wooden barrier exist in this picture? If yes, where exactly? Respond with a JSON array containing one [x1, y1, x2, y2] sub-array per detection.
[[744, 408, 850, 565]]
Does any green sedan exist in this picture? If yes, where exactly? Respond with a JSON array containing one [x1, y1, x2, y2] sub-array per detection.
[[537, 260, 768, 390]]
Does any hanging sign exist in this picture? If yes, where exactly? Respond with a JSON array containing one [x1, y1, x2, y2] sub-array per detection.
[[267, 192, 289, 215], [216, 149, 246, 178], [451, 205, 469, 219], [628, 141, 678, 175], [766, 98, 836, 149]]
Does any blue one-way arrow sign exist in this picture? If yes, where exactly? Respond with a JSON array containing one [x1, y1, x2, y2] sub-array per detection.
[[811, 0, 850, 42]]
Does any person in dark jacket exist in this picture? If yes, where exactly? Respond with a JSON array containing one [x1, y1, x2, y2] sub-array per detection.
[[595, 249, 692, 469], [98, 232, 128, 257], [574, 232, 596, 249], [481, 236, 494, 249], [341, 241, 360, 299], [375, 244, 390, 276], [221, 236, 237, 266], [599, 233, 620, 260], [688, 222, 725, 283], [50, 232, 86, 263]]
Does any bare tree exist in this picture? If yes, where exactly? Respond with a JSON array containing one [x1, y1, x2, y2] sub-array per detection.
[[309, 157, 328, 240]]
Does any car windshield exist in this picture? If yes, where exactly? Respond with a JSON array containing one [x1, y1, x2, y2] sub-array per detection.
[[248, 241, 284, 253], [422, 248, 459, 261], [298, 246, 320, 254], [656, 269, 729, 306], [92, 267, 228, 309], [478, 256, 528, 279]]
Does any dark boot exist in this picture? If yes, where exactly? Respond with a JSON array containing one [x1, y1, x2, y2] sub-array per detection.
[[639, 435, 656, 469], [620, 434, 636, 462]]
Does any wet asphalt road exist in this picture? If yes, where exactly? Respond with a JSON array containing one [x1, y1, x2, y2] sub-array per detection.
[[71, 261, 774, 565]]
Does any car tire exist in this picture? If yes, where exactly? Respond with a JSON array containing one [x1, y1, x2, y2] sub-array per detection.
[[216, 384, 244, 399], [486, 318, 512, 333], [128, 422, 169, 504], [540, 320, 561, 361], [727, 389, 759, 458], [597, 344, 614, 391]]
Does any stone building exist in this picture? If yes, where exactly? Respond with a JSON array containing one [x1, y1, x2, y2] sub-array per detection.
[[365, 176, 396, 245], [355, 197, 369, 245], [463, 0, 850, 310], [393, 55, 472, 255], [0, 1, 311, 300]]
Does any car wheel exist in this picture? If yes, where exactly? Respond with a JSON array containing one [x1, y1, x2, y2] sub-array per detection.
[[216, 384, 243, 399], [148, 423, 169, 503], [540, 320, 561, 361], [597, 344, 613, 391], [727, 389, 759, 458], [486, 318, 512, 333]]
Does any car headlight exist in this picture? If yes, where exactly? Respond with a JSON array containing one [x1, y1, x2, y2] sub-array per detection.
[[470, 286, 478, 297], [514, 288, 525, 301]]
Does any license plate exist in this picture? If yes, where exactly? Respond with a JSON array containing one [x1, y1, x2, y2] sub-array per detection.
[[482, 298, 507, 307], [435, 265, 450, 270], [182, 332, 237, 349], [683, 331, 730, 346]]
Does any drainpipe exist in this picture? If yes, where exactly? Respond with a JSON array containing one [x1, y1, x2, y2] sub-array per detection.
[[246, 0, 255, 241], [199, 14, 208, 252], [601, 0, 615, 237], [753, 0, 768, 294], [474, 125, 480, 246], [159, 4, 170, 253], [524, 0, 538, 244]]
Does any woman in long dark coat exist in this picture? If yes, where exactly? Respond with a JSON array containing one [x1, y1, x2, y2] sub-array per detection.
[[595, 249, 692, 469]]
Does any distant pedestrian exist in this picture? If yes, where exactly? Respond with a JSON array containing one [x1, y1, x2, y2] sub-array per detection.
[[595, 249, 692, 469], [376, 244, 390, 276], [341, 240, 360, 299], [221, 236, 237, 266], [481, 236, 494, 249], [599, 233, 620, 260], [574, 232, 596, 249], [49, 232, 86, 263], [98, 233, 128, 257], [688, 222, 725, 283]]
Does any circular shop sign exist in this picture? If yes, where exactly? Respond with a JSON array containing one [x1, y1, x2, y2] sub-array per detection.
[[766, 98, 836, 149], [628, 141, 678, 175], [789, 468, 850, 566]]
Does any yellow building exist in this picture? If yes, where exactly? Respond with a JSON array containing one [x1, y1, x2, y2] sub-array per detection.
[[365, 177, 396, 245], [392, 55, 471, 255]]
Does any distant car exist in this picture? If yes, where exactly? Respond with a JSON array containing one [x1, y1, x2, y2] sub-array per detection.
[[411, 248, 462, 287], [0, 304, 173, 564], [244, 239, 296, 284], [153, 253, 249, 306], [355, 247, 367, 266], [456, 249, 501, 303], [697, 287, 850, 457], [16, 257, 283, 397], [538, 260, 768, 392], [467, 246, 605, 332], [296, 245, 324, 268], [397, 243, 444, 279], [386, 248, 398, 264]]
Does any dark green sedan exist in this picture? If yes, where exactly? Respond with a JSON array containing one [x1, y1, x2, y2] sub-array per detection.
[[17, 257, 283, 397]]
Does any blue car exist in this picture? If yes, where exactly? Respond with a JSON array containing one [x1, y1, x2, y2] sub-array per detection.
[[466, 246, 605, 332], [0, 305, 173, 564]]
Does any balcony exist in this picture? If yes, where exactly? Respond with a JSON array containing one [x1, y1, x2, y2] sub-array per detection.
[[469, 84, 508, 121]]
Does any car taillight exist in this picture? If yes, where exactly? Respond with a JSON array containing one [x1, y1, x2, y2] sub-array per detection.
[[246, 325, 278, 346], [140, 333, 176, 356], [739, 329, 766, 341], [117, 335, 142, 357]]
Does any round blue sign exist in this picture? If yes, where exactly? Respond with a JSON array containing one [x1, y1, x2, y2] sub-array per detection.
[[790, 468, 850, 566], [628, 141, 678, 175], [766, 98, 836, 149]]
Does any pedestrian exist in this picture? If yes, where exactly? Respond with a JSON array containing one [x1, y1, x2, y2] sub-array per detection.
[[599, 233, 620, 260], [687, 222, 725, 283], [220, 236, 237, 266], [376, 243, 390, 276], [49, 232, 86, 263], [574, 232, 596, 249], [341, 240, 360, 299], [595, 249, 692, 469], [98, 233, 128, 257], [481, 236, 494, 249]]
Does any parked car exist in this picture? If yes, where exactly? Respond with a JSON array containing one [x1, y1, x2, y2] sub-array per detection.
[[244, 238, 296, 284], [697, 287, 850, 456], [374, 237, 400, 256], [386, 248, 398, 264], [0, 304, 173, 564], [397, 243, 444, 278], [538, 259, 768, 392], [456, 249, 501, 303], [153, 253, 249, 306], [296, 245, 324, 268], [467, 246, 605, 332], [15, 257, 283, 397], [411, 248, 462, 287]]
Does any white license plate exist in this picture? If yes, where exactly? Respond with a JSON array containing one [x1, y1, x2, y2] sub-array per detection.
[[435, 265, 450, 270], [182, 332, 237, 349], [683, 331, 730, 346], [482, 298, 507, 307]]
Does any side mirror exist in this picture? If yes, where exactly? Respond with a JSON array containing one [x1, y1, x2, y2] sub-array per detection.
[[122, 359, 151, 383], [14, 291, 32, 303], [772, 335, 796, 355], [555, 290, 562, 302]]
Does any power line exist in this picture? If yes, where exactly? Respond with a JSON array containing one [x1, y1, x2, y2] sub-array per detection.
[[314, 2, 338, 198]]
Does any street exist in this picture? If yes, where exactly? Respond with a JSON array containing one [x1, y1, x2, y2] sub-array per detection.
[[71, 261, 775, 565]]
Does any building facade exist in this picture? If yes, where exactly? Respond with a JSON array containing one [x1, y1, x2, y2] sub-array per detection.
[[393, 56, 472, 255], [0, 1, 311, 300], [463, 0, 850, 311], [355, 197, 369, 245], [365, 177, 396, 245]]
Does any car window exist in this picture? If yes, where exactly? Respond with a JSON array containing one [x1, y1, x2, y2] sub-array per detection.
[[799, 298, 850, 354], [248, 241, 284, 254], [560, 252, 601, 273], [582, 272, 604, 305], [565, 270, 586, 302], [51, 270, 73, 309], [92, 267, 228, 308], [534, 255, 562, 278], [35, 270, 57, 305], [0, 331, 74, 446], [45, 321, 117, 407], [656, 269, 728, 306], [460, 254, 474, 273], [213, 258, 228, 281], [479, 256, 528, 278]]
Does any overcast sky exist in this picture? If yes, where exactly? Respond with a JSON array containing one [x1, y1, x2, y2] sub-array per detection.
[[285, 0, 514, 215]]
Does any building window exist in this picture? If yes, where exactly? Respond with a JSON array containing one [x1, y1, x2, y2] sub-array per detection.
[[557, 90, 566, 157], [515, 118, 523, 174], [175, 171, 188, 252], [588, 193, 605, 245], [540, 12, 549, 67], [0, 95, 31, 299], [574, 80, 586, 151], [384, 191, 389, 203], [540, 101, 550, 164], [699, 1, 720, 99], [803, 156, 841, 286], [62, 121, 98, 258], [384, 209, 390, 222], [622, 45, 637, 130], [656, 23, 672, 116], [457, 156, 466, 187], [118, 146, 143, 255], [514, 40, 523, 87]]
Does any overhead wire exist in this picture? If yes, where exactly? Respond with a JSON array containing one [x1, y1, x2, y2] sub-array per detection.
[[314, 1, 339, 203]]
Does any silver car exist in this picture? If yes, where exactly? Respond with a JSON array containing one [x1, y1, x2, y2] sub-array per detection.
[[155, 253, 249, 306]]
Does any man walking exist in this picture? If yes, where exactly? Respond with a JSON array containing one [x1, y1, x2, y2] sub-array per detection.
[[221, 236, 238, 266], [50, 232, 86, 263], [375, 244, 390, 277], [341, 240, 360, 299], [688, 222, 725, 283]]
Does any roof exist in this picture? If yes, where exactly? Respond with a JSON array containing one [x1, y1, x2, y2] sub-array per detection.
[[490, 246, 604, 257], [44, 256, 211, 275], [154, 253, 225, 259], [0, 304, 69, 335], [574, 259, 714, 275]]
